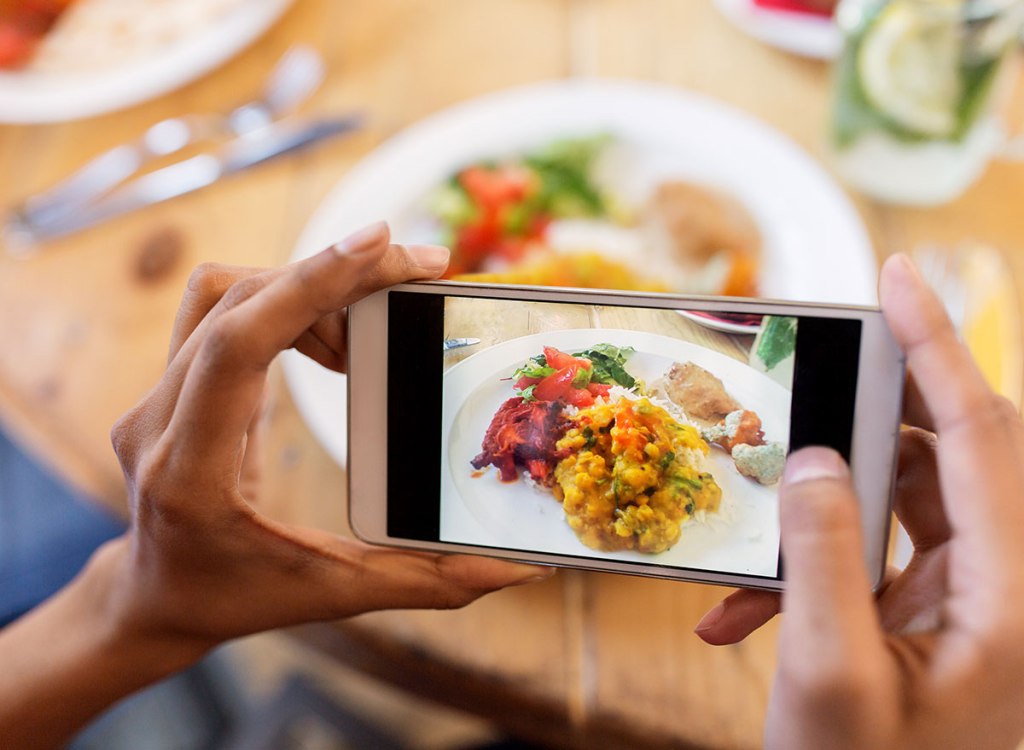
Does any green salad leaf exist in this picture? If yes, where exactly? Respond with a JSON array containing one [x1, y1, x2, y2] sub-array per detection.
[[757, 316, 797, 371], [572, 343, 636, 388], [512, 354, 555, 381]]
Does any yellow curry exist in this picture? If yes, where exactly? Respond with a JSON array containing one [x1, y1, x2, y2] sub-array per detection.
[[553, 396, 721, 554]]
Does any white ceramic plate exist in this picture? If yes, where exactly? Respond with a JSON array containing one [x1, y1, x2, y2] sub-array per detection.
[[714, 0, 841, 60], [282, 79, 875, 467], [440, 329, 787, 577], [0, 0, 292, 123]]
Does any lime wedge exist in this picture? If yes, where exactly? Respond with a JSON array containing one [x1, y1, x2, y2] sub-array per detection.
[[857, 1, 963, 137]]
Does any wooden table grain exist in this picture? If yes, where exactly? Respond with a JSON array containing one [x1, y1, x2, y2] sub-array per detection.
[[1, 1, 1022, 748]]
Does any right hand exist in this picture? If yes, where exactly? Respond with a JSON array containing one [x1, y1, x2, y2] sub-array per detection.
[[695, 254, 1024, 749]]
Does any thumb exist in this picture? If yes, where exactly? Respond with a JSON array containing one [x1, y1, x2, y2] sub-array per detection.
[[778, 447, 884, 672], [350, 225, 451, 298]]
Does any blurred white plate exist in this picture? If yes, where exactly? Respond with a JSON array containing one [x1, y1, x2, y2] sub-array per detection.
[[440, 329, 787, 577], [0, 0, 292, 123], [282, 79, 875, 467], [714, 0, 841, 60]]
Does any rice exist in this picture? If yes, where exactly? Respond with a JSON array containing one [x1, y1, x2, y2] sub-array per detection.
[[29, 0, 249, 72]]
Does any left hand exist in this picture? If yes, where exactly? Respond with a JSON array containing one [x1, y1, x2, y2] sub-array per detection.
[[92, 221, 553, 667]]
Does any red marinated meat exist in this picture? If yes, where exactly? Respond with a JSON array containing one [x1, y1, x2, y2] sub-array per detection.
[[471, 397, 570, 484]]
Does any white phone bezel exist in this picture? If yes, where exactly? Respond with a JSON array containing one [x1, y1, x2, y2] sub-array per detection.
[[348, 282, 904, 591]]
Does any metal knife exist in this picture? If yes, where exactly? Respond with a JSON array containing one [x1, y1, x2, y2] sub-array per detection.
[[444, 338, 482, 351], [4, 114, 362, 254]]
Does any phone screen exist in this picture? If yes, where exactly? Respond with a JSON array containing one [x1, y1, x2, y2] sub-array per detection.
[[385, 291, 862, 581]]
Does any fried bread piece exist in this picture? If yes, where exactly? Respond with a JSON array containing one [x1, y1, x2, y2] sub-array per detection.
[[655, 362, 741, 427]]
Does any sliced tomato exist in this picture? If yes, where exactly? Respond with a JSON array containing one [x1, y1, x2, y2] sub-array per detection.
[[587, 383, 611, 398], [459, 165, 534, 212], [543, 346, 592, 371], [533, 364, 578, 402], [543, 346, 575, 370], [513, 376, 541, 391], [566, 388, 595, 407]]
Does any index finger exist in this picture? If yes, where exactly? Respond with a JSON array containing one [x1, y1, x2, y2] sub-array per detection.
[[879, 254, 1024, 594], [165, 223, 448, 471]]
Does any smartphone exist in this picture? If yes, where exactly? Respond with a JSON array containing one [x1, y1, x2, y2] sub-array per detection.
[[347, 282, 904, 591]]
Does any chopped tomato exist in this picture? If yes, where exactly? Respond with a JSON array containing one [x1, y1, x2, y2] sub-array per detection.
[[513, 376, 541, 391], [533, 364, 578, 402], [459, 165, 533, 212], [566, 388, 595, 407], [586, 382, 611, 398], [0, 24, 33, 68], [543, 346, 592, 371]]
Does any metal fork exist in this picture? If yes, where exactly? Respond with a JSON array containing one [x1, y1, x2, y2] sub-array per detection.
[[11, 45, 325, 230]]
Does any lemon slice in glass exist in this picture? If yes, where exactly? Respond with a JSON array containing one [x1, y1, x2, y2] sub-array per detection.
[[857, 0, 964, 137]]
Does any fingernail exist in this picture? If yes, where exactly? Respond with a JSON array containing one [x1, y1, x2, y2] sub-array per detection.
[[405, 244, 450, 272], [888, 253, 923, 284], [782, 447, 849, 486], [694, 601, 725, 633], [333, 221, 388, 254]]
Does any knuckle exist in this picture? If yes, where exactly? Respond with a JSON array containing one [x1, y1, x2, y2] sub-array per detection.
[[110, 405, 146, 471], [220, 274, 269, 312], [781, 652, 877, 707], [186, 262, 233, 302], [434, 585, 478, 610], [782, 482, 858, 537], [295, 256, 343, 314], [198, 314, 247, 368], [992, 395, 1021, 426]]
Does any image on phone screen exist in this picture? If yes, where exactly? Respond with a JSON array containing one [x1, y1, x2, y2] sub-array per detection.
[[437, 297, 796, 579]]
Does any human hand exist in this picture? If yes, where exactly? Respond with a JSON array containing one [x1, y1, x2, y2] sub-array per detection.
[[694, 254, 1024, 749], [94, 222, 553, 667]]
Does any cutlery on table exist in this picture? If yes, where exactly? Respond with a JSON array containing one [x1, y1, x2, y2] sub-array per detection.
[[8, 46, 326, 234], [444, 338, 482, 351], [4, 114, 363, 251]]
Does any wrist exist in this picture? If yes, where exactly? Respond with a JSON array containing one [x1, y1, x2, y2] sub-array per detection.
[[0, 537, 207, 749], [82, 537, 213, 680]]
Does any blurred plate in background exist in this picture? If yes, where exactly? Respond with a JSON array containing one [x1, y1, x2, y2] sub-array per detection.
[[282, 79, 875, 467], [0, 0, 293, 123], [714, 0, 841, 60]]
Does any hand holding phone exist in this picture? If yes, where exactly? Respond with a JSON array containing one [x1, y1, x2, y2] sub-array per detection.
[[696, 255, 1024, 750], [348, 275, 905, 590]]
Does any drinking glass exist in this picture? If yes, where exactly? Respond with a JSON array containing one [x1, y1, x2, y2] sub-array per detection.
[[830, 0, 1024, 205]]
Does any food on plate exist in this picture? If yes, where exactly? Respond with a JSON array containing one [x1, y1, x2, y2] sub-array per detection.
[[0, 0, 74, 69], [554, 395, 721, 554], [654, 364, 787, 486], [651, 362, 741, 428], [703, 409, 765, 451], [732, 442, 786, 485], [702, 409, 785, 486], [431, 137, 763, 296], [472, 343, 732, 555], [9, 0, 248, 72], [646, 180, 761, 297], [471, 398, 569, 485], [510, 344, 635, 408], [432, 137, 613, 276], [454, 252, 668, 292]]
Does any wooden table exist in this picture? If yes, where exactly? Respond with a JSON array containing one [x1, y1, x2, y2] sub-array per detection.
[[1, 2, 1022, 748]]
